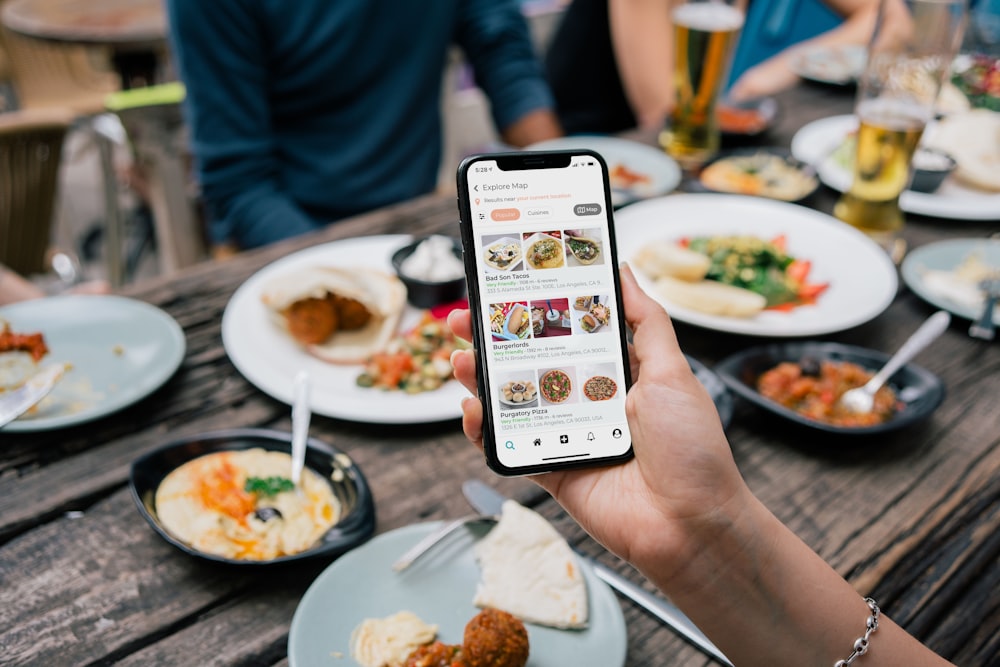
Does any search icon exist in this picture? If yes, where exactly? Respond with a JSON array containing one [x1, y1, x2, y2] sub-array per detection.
[[504, 440, 516, 450]]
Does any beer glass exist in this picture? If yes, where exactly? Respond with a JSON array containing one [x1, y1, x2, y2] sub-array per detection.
[[833, 0, 967, 247], [658, 0, 746, 168]]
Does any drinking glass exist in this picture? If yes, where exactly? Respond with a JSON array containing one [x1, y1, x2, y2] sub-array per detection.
[[833, 0, 967, 248], [658, 0, 746, 169]]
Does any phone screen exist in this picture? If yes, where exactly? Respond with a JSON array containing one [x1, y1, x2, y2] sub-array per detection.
[[457, 150, 633, 476]]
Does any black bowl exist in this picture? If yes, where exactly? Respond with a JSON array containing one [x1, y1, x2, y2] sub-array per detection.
[[718, 96, 779, 137], [130, 428, 376, 566], [714, 342, 945, 435], [391, 236, 467, 309], [909, 147, 956, 193]]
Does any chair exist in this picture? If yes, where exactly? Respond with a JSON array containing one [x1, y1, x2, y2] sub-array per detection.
[[104, 82, 207, 274], [0, 107, 74, 275]]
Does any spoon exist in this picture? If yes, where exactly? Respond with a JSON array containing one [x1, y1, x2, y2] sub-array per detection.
[[290, 370, 310, 489], [838, 310, 951, 414], [255, 370, 310, 522]]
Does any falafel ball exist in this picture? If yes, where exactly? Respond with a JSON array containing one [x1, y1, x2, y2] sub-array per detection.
[[283, 297, 338, 344], [461, 608, 529, 667], [332, 295, 372, 330]]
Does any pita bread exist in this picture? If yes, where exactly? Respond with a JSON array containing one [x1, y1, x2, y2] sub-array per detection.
[[922, 109, 1000, 192], [654, 274, 767, 317], [473, 500, 588, 629], [633, 240, 712, 282], [260, 266, 406, 364]]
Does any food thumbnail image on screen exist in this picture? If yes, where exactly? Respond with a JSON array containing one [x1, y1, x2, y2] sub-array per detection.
[[528, 298, 572, 338], [497, 370, 539, 410], [523, 231, 565, 270], [579, 362, 621, 402], [538, 366, 577, 406], [571, 294, 612, 334], [490, 301, 531, 342], [563, 228, 604, 267], [482, 233, 524, 273]]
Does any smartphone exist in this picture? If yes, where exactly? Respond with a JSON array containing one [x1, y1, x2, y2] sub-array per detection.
[[457, 150, 633, 476]]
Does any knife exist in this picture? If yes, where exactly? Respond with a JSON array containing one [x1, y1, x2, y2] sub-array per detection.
[[0, 363, 67, 429], [461, 479, 733, 667]]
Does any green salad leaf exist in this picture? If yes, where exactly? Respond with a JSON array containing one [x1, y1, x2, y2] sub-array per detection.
[[245, 476, 294, 496]]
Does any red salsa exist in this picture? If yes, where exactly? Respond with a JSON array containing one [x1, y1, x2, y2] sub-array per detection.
[[757, 359, 897, 427]]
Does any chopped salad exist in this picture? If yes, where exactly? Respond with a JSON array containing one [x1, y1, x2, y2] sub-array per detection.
[[682, 235, 828, 309]]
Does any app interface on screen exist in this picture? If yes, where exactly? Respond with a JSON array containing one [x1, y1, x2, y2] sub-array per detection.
[[467, 156, 631, 469]]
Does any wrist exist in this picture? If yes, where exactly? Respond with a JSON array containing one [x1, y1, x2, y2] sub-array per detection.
[[645, 483, 778, 600]]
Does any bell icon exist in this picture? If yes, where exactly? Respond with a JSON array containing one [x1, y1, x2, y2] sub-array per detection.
[[586, 432, 595, 441]]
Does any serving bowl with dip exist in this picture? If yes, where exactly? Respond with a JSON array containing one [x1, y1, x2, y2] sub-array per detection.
[[391, 236, 467, 308], [715, 342, 945, 436], [908, 148, 957, 194], [130, 428, 375, 566]]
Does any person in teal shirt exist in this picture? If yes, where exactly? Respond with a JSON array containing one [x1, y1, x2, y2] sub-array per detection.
[[727, 0, 842, 88], [546, 0, 890, 135], [166, 0, 561, 251]]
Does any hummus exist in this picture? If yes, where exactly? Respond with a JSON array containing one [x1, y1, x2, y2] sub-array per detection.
[[155, 448, 340, 560]]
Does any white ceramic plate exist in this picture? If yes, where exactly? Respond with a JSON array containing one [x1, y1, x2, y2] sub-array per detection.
[[614, 194, 898, 337], [790, 114, 1000, 221], [287, 522, 628, 667], [500, 395, 538, 409], [901, 238, 1000, 324], [525, 135, 682, 207], [0, 295, 185, 432], [221, 235, 468, 424]]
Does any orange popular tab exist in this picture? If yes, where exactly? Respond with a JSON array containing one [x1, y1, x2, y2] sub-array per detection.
[[490, 208, 520, 222]]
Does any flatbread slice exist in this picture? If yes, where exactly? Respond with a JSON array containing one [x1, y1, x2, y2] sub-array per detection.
[[653, 274, 767, 317], [473, 500, 588, 629], [922, 109, 1000, 192]]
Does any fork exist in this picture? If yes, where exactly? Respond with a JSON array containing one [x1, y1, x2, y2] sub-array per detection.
[[391, 514, 497, 572], [969, 276, 1000, 340]]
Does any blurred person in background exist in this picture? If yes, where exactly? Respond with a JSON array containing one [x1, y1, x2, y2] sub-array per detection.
[[546, 0, 895, 134], [0, 263, 109, 306], [166, 0, 562, 254], [0, 264, 44, 306]]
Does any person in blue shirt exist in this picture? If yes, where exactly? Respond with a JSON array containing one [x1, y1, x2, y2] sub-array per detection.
[[546, 0, 894, 135], [166, 0, 562, 251]]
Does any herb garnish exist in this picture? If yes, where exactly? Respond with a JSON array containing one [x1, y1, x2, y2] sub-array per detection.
[[245, 476, 294, 496]]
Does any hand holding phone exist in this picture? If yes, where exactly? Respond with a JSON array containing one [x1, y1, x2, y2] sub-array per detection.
[[457, 150, 633, 476]]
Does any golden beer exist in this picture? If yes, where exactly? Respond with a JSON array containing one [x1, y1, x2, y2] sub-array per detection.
[[660, 2, 743, 168], [833, 99, 927, 242]]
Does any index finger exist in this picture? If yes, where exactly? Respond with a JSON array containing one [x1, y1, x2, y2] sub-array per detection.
[[619, 264, 692, 383], [447, 308, 473, 343]]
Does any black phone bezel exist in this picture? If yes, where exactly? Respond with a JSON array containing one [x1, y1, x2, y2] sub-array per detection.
[[456, 149, 634, 477]]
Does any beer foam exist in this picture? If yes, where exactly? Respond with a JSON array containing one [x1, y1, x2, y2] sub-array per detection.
[[672, 2, 744, 32], [857, 98, 932, 130]]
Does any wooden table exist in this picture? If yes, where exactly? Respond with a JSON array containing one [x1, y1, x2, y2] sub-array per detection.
[[1, 0, 166, 88], [2, 83, 998, 666]]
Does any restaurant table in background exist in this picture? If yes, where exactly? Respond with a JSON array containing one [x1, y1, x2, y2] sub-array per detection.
[[0, 0, 168, 88], [1, 83, 998, 666]]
